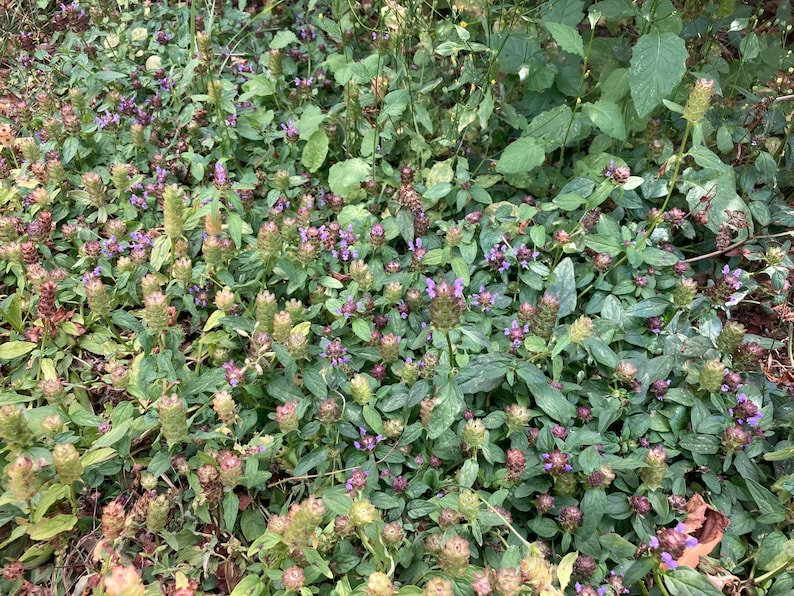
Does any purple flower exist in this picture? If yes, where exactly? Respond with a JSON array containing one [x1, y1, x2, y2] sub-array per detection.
[[425, 278, 437, 299], [96, 110, 120, 129], [353, 427, 383, 452], [222, 360, 244, 387], [660, 552, 677, 568], [471, 286, 498, 312], [648, 536, 659, 549], [320, 338, 350, 368], [281, 120, 299, 142]]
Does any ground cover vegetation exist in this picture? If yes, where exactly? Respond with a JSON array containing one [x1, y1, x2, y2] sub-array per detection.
[[0, 0, 793, 594]]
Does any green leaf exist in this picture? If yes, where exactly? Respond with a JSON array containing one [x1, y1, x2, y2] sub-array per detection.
[[323, 490, 353, 516], [223, 491, 239, 532], [227, 212, 243, 248], [527, 381, 576, 422], [629, 31, 688, 117], [745, 478, 787, 523], [557, 550, 579, 592], [495, 137, 545, 174], [303, 369, 327, 399], [455, 458, 479, 489], [149, 235, 172, 272], [0, 294, 23, 333], [764, 446, 794, 461], [547, 257, 576, 317], [329, 158, 370, 199], [642, 246, 679, 267], [293, 447, 329, 477], [583, 100, 626, 141], [270, 30, 298, 49], [0, 341, 36, 360], [457, 353, 510, 393], [430, 381, 464, 439], [451, 257, 470, 286], [544, 22, 584, 57], [351, 318, 371, 342], [599, 533, 639, 560], [302, 129, 329, 173], [678, 434, 720, 455], [298, 105, 325, 141], [663, 566, 723, 596], [229, 575, 265, 596], [27, 514, 78, 540], [378, 89, 410, 124]]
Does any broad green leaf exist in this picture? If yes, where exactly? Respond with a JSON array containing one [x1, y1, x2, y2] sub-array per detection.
[[495, 137, 544, 174], [81, 447, 117, 468], [302, 129, 329, 173], [329, 158, 370, 199], [223, 491, 239, 532], [378, 89, 410, 124], [293, 447, 329, 477], [149, 235, 172, 272], [0, 294, 23, 333], [599, 533, 639, 560], [544, 22, 584, 57], [546, 257, 576, 317], [0, 341, 36, 360], [456, 353, 510, 393], [629, 31, 687, 117], [27, 514, 78, 540], [745, 478, 787, 523], [557, 550, 579, 591], [663, 566, 723, 596], [229, 575, 265, 596], [298, 105, 325, 141], [270, 30, 298, 49], [32, 485, 69, 523], [527, 381, 577, 422], [583, 100, 626, 140], [459, 459, 479, 487]]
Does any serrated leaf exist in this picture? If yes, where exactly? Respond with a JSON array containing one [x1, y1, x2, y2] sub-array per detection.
[[0, 341, 36, 360], [301, 129, 329, 173], [544, 21, 584, 57], [629, 31, 688, 117], [495, 137, 544, 174]]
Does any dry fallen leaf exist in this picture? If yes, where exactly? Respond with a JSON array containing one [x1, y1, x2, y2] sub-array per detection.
[[676, 493, 730, 569]]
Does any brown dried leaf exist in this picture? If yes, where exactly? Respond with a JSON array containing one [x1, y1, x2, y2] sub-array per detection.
[[676, 494, 730, 569]]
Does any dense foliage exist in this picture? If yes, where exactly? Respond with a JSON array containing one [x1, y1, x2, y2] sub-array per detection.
[[0, 0, 793, 595]]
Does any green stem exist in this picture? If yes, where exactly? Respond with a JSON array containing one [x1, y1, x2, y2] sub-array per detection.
[[654, 568, 672, 596], [556, 21, 597, 174], [446, 330, 455, 379]]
